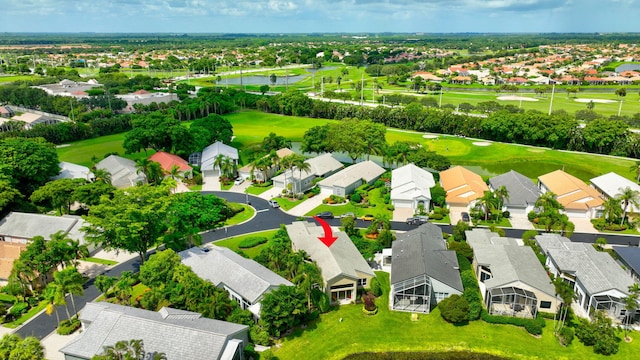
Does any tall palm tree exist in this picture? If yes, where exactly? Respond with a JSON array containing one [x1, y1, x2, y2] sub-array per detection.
[[494, 185, 510, 211], [553, 276, 575, 333], [94, 339, 167, 360], [602, 197, 622, 225], [167, 164, 184, 182], [53, 267, 84, 316], [91, 167, 112, 185], [43, 283, 61, 326], [622, 283, 640, 340], [617, 187, 640, 226], [292, 154, 311, 194], [279, 154, 296, 196], [535, 192, 564, 213], [135, 158, 154, 183], [477, 191, 498, 221], [213, 154, 226, 176]]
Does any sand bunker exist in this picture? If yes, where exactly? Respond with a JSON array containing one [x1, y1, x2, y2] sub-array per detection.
[[422, 134, 438, 139], [574, 98, 617, 104], [473, 141, 492, 146], [497, 95, 539, 102]]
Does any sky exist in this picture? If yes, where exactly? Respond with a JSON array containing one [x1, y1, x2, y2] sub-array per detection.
[[1, 0, 639, 33]]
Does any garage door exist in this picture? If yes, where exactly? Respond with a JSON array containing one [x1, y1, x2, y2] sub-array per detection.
[[507, 207, 527, 216], [565, 210, 587, 219], [392, 199, 413, 208]]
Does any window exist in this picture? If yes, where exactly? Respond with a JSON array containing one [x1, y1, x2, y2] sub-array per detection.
[[434, 292, 449, 302], [357, 278, 367, 287], [540, 301, 552, 309]]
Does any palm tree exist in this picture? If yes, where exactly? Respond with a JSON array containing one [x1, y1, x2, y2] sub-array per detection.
[[535, 192, 564, 213], [553, 276, 575, 333], [135, 158, 154, 183], [494, 185, 510, 211], [91, 167, 112, 185], [622, 283, 640, 340], [213, 154, 226, 176], [602, 197, 622, 225], [477, 191, 498, 221], [631, 161, 640, 183], [252, 156, 273, 183], [43, 283, 61, 326], [8, 260, 35, 301], [167, 164, 184, 182], [94, 339, 166, 360], [280, 154, 296, 196], [617, 187, 640, 226], [53, 267, 84, 316], [292, 154, 311, 194]]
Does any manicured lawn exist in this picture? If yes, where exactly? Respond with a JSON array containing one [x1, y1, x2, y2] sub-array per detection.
[[0, 293, 17, 303], [130, 283, 150, 306], [272, 197, 304, 211], [429, 214, 451, 224], [189, 184, 203, 191], [214, 230, 278, 258], [477, 217, 513, 227], [221, 183, 233, 191], [273, 272, 639, 360], [225, 204, 254, 226], [246, 184, 273, 195], [0, 74, 38, 83], [3, 300, 48, 329], [83, 257, 118, 266], [305, 188, 393, 218], [56, 133, 155, 167]]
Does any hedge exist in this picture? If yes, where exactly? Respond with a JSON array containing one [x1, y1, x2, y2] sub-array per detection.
[[57, 318, 81, 335], [480, 310, 545, 335], [9, 302, 29, 316], [457, 255, 482, 320], [238, 236, 268, 249]]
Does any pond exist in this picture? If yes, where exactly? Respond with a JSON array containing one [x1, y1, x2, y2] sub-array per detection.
[[221, 74, 307, 86], [459, 162, 598, 182], [343, 351, 510, 360]]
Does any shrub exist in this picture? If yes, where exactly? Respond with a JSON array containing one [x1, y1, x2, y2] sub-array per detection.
[[430, 213, 444, 220], [57, 317, 81, 335], [480, 310, 546, 335], [350, 193, 362, 203], [439, 294, 470, 323], [9, 302, 29, 316], [449, 241, 473, 262], [370, 277, 382, 297], [374, 180, 385, 188], [383, 194, 391, 204], [558, 326, 575, 346], [502, 211, 510, 219], [457, 255, 482, 320], [605, 223, 627, 231], [488, 225, 505, 237], [527, 211, 537, 222], [311, 288, 331, 313], [249, 324, 271, 346], [522, 230, 539, 242]]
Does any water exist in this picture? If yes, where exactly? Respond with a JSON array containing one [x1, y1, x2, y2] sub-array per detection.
[[222, 74, 307, 86]]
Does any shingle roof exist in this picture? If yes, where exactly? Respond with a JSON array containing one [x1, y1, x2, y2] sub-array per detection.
[[538, 170, 603, 211], [318, 160, 384, 188], [179, 246, 293, 304], [51, 161, 94, 181], [590, 172, 640, 213], [201, 141, 239, 169], [391, 224, 463, 292], [536, 234, 634, 296], [466, 229, 554, 297], [60, 302, 248, 360], [286, 222, 374, 283], [0, 212, 86, 242], [149, 151, 193, 173], [489, 170, 540, 208], [96, 155, 146, 188], [271, 153, 343, 183], [391, 164, 435, 202], [440, 166, 489, 205]]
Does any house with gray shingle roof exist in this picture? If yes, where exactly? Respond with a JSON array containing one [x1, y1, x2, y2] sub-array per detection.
[[272, 153, 344, 193], [536, 234, 638, 321], [318, 160, 385, 196], [286, 221, 374, 304], [60, 302, 248, 360], [390, 223, 463, 313], [489, 170, 541, 216], [466, 229, 558, 318], [96, 155, 146, 189], [179, 245, 293, 318], [51, 161, 95, 181], [613, 246, 640, 283]]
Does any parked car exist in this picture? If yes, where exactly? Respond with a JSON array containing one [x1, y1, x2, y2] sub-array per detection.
[[361, 214, 375, 221], [268, 199, 280, 208], [234, 177, 245, 185], [406, 216, 428, 225], [316, 211, 334, 219], [340, 212, 356, 219], [461, 212, 470, 222]]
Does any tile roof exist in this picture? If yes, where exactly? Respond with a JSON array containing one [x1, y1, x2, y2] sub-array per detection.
[[536, 234, 634, 296], [179, 246, 293, 304], [60, 302, 248, 360], [440, 166, 489, 205], [286, 221, 374, 284], [391, 224, 463, 292], [149, 151, 192, 173], [538, 170, 603, 211]]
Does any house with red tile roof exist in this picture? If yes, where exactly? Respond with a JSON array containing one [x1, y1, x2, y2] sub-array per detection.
[[537, 170, 603, 219], [440, 166, 489, 209], [149, 151, 193, 179]]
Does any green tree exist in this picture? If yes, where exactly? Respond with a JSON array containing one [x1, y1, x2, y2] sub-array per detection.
[[622, 283, 640, 341], [300, 125, 330, 155], [616, 187, 640, 226], [290, 154, 311, 194], [601, 197, 622, 224], [139, 249, 182, 289], [30, 178, 87, 214], [452, 220, 471, 242], [53, 267, 84, 316], [260, 285, 308, 337], [360, 120, 387, 161], [0, 137, 59, 195], [438, 294, 470, 323], [94, 275, 117, 297], [553, 276, 575, 333], [327, 118, 367, 163], [430, 184, 447, 208], [0, 334, 45, 360], [73, 181, 115, 207], [261, 132, 292, 153], [92, 339, 167, 360], [0, 179, 21, 214], [494, 185, 510, 210], [476, 191, 499, 221]]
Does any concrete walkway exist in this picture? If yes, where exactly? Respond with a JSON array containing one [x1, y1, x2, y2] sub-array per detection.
[[42, 331, 81, 360]]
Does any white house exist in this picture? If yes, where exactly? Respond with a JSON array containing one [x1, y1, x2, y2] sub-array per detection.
[[591, 172, 640, 214], [51, 162, 95, 181], [390, 163, 435, 212], [317, 160, 385, 196], [96, 155, 146, 188], [198, 141, 239, 177]]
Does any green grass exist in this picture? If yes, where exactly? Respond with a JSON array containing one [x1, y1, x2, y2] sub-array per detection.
[[246, 184, 273, 195], [0, 294, 16, 303], [305, 188, 393, 218], [56, 133, 155, 167], [83, 257, 118, 266], [3, 300, 48, 329], [0, 74, 38, 83], [273, 272, 639, 360], [214, 230, 279, 258], [225, 203, 255, 226], [221, 183, 233, 191], [189, 185, 203, 191], [129, 283, 150, 306], [272, 197, 304, 211], [429, 214, 451, 224], [477, 218, 513, 227]]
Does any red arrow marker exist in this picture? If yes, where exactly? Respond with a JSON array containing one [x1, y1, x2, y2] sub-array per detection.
[[313, 216, 338, 247]]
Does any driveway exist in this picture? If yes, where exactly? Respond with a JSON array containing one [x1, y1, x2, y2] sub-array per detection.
[[258, 187, 282, 200], [509, 215, 535, 230], [571, 218, 598, 234], [393, 207, 414, 222], [287, 195, 325, 217], [202, 175, 220, 191], [448, 206, 469, 225]]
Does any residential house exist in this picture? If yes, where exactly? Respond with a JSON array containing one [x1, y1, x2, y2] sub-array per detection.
[[0, 106, 14, 118], [32, 79, 101, 98], [51, 162, 94, 181], [10, 112, 61, 129], [198, 141, 239, 177], [286, 221, 374, 304], [466, 229, 558, 318], [60, 302, 248, 360], [591, 172, 640, 214], [439, 166, 489, 209], [389, 224, 463, 313], [0, 212, 96, 280], [390, 164, 435, 213], [272, 153, 343, 193], [612, 246, 640, 283], [489, 170, 541, 216], [149, 151, 193, 179], [317, 160, 385, 196], [179, 245, 293, 318], [96, 155, 146, 188], [536, 234, 637, 321], [237, 148, 294, 182], [412, 72, 443, 82], [449, 76, 472, 85], [537, 170, 603, 218]]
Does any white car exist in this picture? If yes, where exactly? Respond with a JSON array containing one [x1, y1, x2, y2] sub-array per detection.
[[234, 177, 245, 186], [268, 199, 280, 208]]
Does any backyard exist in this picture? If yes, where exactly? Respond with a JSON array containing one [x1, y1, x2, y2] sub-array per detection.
[[272, 272, 640, 360]]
